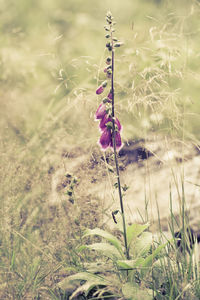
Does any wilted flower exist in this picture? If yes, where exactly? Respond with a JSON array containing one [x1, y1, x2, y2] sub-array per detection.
[[95, 103, 107, 120], [96, 86, 104, 95], [106, 72, 112, 79]]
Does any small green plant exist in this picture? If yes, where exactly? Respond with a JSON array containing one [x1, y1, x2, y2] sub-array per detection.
[[58, 222, 168, 299]]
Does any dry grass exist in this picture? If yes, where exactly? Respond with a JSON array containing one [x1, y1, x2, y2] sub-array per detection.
[[0, 0, 200, 298]]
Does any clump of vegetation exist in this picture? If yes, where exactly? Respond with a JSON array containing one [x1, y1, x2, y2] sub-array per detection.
[[0, 1, 200, 299]]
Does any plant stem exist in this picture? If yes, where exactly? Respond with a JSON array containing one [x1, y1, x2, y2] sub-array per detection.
[[110, 31, 129, 260]]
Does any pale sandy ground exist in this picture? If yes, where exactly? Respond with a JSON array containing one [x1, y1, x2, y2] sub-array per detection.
[[49, 138, 200, 236]]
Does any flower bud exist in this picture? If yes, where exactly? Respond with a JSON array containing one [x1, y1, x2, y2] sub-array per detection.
[[106, 108, 111, 114], [102, 97, 111, 104], [102, 80, 107, 88], [102, 97, 108, 103], [106, 72, 112, 78], [106, 18, 112, 24], [96, 86, 104, 95], [66, 190, 72, 196], [106, 57, 112, 65], [113, 37, 118, 41], [106, 42, 111, 48], [104, 67, 112, 77], [114, 42, 123, 47], [105, 34, 110, 38], [106, 121, 113, 130], [106, 11, 112, 18], [104, 26, 110, 31]]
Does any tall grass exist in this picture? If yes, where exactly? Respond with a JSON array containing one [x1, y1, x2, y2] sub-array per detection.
[[0, 0, 200, 299]]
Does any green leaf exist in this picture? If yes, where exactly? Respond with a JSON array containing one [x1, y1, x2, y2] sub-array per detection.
[[58, 272, 107, 290], [140, 242, 167, 277], [117, 257, 145, 269], [127, 223, 149, 248], [133, 232, 153, 257], [84, 261, 112, 273], [77, 245, 88, 252], [83, 228, 124, 257], [70, 280, 107, 299], [86, 242, 122, 260], [142, 243, 166, 268], [122, 283, 153, 300]]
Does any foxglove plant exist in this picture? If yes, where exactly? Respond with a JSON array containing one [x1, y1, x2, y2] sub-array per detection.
[[58, 13, 170, 299], [95, 11, 129, 259]]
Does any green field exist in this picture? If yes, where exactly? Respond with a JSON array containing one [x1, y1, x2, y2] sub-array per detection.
[[0, 0, 200, 299]]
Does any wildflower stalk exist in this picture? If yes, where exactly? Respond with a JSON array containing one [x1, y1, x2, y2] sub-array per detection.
[[110, 22, 129, 260], [95, 12, 129, 259]]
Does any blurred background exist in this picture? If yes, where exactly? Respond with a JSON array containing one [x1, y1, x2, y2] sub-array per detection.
[[1, 0, 199, 148], [0, 0, 199, 298]]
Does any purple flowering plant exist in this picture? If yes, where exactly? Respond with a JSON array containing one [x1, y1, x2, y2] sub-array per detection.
[[58, 13, 171, 297], [95, 11, 129, 259]]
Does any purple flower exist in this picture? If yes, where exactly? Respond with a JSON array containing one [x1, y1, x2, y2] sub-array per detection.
[[111, 131, 123, 151], [98, 128, 112, 150], [96, 86, 104, 95], [99, 114, 122, 132], [107, 92, 113, 100], [99, 114, 112, 131], [99, 128, 123, 152], [95, 103, 107, 120]]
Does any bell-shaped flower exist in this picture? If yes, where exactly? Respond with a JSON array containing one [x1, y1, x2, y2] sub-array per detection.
[[98, 128, 112, 150], [99, 114, 112, 132], [95, 103, 107, 120], [111, 131, 123, 151]]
